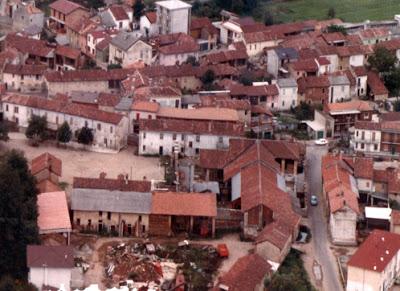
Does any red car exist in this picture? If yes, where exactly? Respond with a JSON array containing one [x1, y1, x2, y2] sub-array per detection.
[[217, 244, 229, 258]]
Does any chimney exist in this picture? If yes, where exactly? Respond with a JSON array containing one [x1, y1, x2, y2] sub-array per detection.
[[99, 172, 107, 179]]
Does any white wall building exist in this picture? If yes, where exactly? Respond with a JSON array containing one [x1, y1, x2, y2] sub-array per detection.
[[138, 119, 243, 156], [353, 121, 381, 153], [2, 94, 129, 151], [328, 75, 351, 103], [276, 78, 298, 110], [156, 0, 191, 35], [139, 12, 158, 37], [27, 245, 74, 291]]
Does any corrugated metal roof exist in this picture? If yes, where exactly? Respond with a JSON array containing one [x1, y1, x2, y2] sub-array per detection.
[[71, 188, 152, 214]]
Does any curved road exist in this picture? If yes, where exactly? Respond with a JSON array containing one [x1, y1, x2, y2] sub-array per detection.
[[306, 144, 343, 291]]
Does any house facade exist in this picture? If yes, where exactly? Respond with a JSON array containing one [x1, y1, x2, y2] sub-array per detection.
[[353, 121, 381, 153], [276, 78, 298, 110], [155, 0, 191, 35]]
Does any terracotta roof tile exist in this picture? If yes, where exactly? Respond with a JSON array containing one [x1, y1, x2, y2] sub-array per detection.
[[6, 34, 53, 57], [355, 121, 381, 131], [255, 220, 292, 248], [55, 45, 80, 59], [73, 175, 151, 192], [31, 152, 62, 177], [157, 107, 239, 122], [109, 5, 129, 21], [49, 0, 84, 15], [348, 229, 400, 272], [151, 191, 217, 217], [367, 71, 388, 96], [27, 245, 74, 268], [3, 64, 47, 75], [37, 191, 71, 233], [326, 100, 374, 113], [144, 11, 156, 24], [131, 101, 160, 113], [217, 254, 271, 291], [291, 58, 318, 72]]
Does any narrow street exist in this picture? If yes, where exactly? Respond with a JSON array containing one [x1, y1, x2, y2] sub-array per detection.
[[306, 144, 343, 291]]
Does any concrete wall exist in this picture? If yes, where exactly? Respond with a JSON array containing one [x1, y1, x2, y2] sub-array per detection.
[[29, 267, 71, 291], [357, 178, 374, 193], [349, 55, 364, 67], [109, 40, 152, 66], [329, 84, 351, 103], [354, 129, 381, 153], [246, 39, 278, 57], [255, 235, 292, 264], [157, 6, 190, 35], [139, 130, 231, 156], [277, 85, 298, 110], [46, 80, 109, 96], [267, 50, 279, 77], [73, 210, 149, 236], [139, 16, 158, 37], [330, 208, 357, 245], [159, 52, 198, 66]]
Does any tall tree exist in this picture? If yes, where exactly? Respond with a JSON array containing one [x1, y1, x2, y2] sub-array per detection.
[[368, 46, 397, 73], [133, 0, 145, 20], [327, 24, 347, 35], [327, 7, 336, 19], [384, 67, 400, 97], [0, 150, 39, 279], [77, 126, 94, 145], [25, 115, 47, 141], [56, 121, 72, 145]]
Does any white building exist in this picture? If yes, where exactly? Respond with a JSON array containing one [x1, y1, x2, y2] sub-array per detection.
[[138, 119, 244, 156], [140, 12, 158, 37], [3, 64, 47, 93], [353, 121, 381, 153], [353, 66, 368, 97], [99, 5, 133, 31], [276, 78, 298, 110], [155, 0, 191, 35], [2, 94, 129, 151], [109, 31, 152, 67], [328, 75, 351, 103], [27, 245, 74, 291], [86, 29, 118, 57], [347, 230, 400, 291]]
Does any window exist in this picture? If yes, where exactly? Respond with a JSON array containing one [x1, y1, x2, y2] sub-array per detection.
[[99, 211, 103, 216], [148, 115, 152, 119], [97, 123, 101, 131], [181, 134, 185, 141], [366, 182, 370, 187], [356, 130, 358, 137], [189, 141, 193, 148], [85, 120, 88, 127], [173, 133, 177, 140], [21, 75, 24, 80], [107, 212, 111, 220], [372, 132, 376, 141], [143, 132, 146, 139], [361, 143, 365, 149], [36, 75, 39, 80], [5, 105, 8, 112], [374, 144, 378, 151], [195, 148, 200, 154], [218, 136, 223, 143], [142, 145, 146, 151], [70, 117, 73, 124], [76, 218, 80, 225], [110, 126, 113, 134], [361, 131, 365, 140], [136, 113, 140, 120], [282, 101, 285, 106], [196, 135, 200, 142], [88, 219, 92, 225], [56, 116, 59, 124], [160, 133, 164, 140], [14, 106, 19, 113]]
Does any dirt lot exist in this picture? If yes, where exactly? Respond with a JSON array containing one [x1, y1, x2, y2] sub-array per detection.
[[1, 133, 163, 192]]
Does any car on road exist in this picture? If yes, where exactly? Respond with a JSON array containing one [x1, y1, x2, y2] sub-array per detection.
[[310, 195, 318, 206], [314, 138, 328, 145]]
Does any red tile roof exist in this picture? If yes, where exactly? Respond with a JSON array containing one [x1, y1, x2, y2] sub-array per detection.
[[157, 107, 239, 122], [73, 174, 151, 192], [55, 45, 80, 60], [139, 119, 245, 137], [37, 191, 71, 233], [134, 86, 181, 99], [3, 64, 47, 75], [144, 11, 156, 24], [97, 92, 121, 107], [255, 220, 292, 248], [31, 152, 62, 177], [230, 84, 279, 97], [155, 33, 199, 55], [109, 5, 129, 21], [291, 58, 318, 72], [203, 49, 248, 64], [358, 28, 391, 40], [354, 121, 381, 131], [131, 101, 160, 113], [367, 71, 389, 96], [326, 100, 374, 113], [199, 95, 251, 111], [191, 17, 218, 35], [151, 191, 217, 217], [45, 68, 131, 82], [352, 66, 368, 76], [216, 254, 271, 291], [27, 245, 74, 268], [6, 34, 53, 57], [49, 0, 84, 15], [348, 229, 400, 272], [61, 103, 124, 125], [322, 154, 359, 214]]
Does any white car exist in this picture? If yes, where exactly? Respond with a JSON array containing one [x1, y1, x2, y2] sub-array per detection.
[[314, 138, 328, 145]]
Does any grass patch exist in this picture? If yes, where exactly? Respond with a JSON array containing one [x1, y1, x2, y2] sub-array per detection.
[[261, 0, 400, 23]]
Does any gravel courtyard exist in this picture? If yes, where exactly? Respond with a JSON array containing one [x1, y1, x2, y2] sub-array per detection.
[[2, 133, 163, 192]]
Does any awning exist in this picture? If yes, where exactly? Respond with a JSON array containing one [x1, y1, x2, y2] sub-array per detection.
[[365, 207, 392, 220], [304, 120, 325, 131]]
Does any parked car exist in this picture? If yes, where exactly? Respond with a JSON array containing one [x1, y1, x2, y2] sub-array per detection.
[[310, 195, 318, 206], [315, 138, 328, 145]]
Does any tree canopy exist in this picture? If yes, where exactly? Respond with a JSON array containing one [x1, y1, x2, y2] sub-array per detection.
[[0, 150, 39, 279], [368, 46, 397, 73], [25, 115, 47, 141], [56, 121, 72, 144], [133, 0, 146, 20], [326, 24, 347, 35], [77, 126, 94, 145]]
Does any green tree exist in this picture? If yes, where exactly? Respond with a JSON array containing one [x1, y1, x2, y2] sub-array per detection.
[[368, 46, 397, 73], [293, 102, 314, 120], [327, 24, 347, 35], [77, 126, 94, 145], [0, 150, 39, 279], [327, 7, 336, 19], [56, 121, 72, 145], [393, 99, 400, 112], [384, 67, 400, 96], [133, 0, 145, 20], [200, 69, 215, 85], [185, 55, 199, 66], [25, 115, 47, 141], [0, 121, 9, 141], [264, 11, 274, 26], [107, 63, 122, 70]]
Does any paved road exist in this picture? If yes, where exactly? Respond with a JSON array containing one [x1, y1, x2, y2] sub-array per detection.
[[306, 144, 343, 291]]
